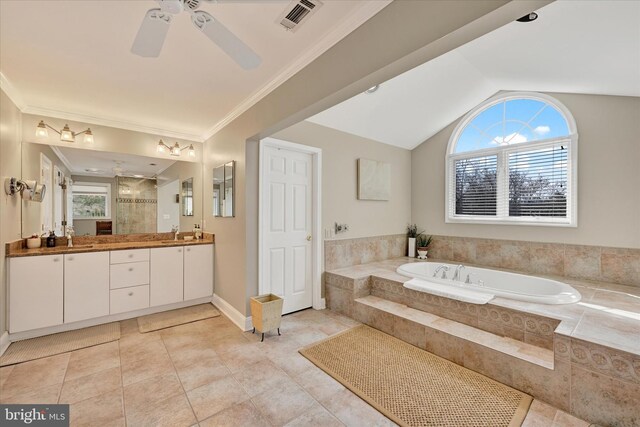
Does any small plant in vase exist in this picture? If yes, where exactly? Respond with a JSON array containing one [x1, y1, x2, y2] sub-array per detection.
[[406, 224, 424, 258], [417, 235, 433, 259]]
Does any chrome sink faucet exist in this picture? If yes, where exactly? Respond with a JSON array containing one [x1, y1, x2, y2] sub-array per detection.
[[171, 226, 179, 241], [433, 265, 449, 279], [453, 265, 465, 282]]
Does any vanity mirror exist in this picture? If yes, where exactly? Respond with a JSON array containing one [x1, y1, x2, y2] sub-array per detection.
[[20, 141, 203, 237], [213, 160, 234, 217]]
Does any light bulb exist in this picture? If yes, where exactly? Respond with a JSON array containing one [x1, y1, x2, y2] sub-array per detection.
[[170, 143, 181, 156], [188, 145, 195, 157], [157, 140, 166, 153], [83, 129, 94, 144], [35, 120, 49, 138], [60, 124, 74, 142]]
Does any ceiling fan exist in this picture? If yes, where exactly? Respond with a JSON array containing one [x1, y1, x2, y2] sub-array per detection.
[[131, 0, 261, 70]]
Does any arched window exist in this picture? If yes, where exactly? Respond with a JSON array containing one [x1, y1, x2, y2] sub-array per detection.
[[446, 92, 577, 226]]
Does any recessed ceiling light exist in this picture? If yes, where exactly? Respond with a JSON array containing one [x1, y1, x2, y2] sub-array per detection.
[[133, 174, 144, 178], [364, 85, 380, 94], [149, 163, 157, 166], [516, 12, 538, 23], [85, 168, 100, 173]]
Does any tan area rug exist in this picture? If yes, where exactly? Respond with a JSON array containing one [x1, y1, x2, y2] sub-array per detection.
[[299, 325, 532, 427], [137, 303, 220, 333], [0, 322, 120, 367]]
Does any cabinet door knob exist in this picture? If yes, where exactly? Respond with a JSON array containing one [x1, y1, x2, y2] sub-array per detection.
[[128, 291, 134, 296], [128, 254, 134, 258], [68, 257, 73, 261], [186, 248, 190, 252], [178, 249, 182, 253], [53, 257, 60, 262], [128, 267, 134, 272]]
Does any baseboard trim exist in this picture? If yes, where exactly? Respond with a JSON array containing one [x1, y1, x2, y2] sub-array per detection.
[[0, 331, 10, 356], [212, 294, 252, 332]]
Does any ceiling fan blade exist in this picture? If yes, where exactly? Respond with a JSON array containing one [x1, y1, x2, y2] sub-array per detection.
[[131, 8, 173, 57], [191, 10, 261, 70]]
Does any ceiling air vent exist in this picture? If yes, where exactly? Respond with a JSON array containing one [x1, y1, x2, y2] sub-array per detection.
[[278, 0, 322, 32]]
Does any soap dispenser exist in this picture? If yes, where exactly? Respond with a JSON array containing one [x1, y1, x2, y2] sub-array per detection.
[[46, 231, 56, 248]]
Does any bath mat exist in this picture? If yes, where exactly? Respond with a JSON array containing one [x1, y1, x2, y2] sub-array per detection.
[[0, 322, 120, 367], [137, 304, 220, 333], [299, 325, 532, 427]]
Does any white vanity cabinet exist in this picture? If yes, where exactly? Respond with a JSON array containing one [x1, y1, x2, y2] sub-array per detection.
[[184, 244, 214, 300], [9, 255, 64, 333], [64, 252, 110, 323], [7, 243, 214, 337], [150, 246, 184, 306]]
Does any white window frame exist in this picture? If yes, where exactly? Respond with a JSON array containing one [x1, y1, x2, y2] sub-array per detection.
[[445, 92, 578, 227], [72, 182, 112, 220]]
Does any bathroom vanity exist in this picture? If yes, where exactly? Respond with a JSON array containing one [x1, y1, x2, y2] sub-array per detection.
[[6, 236, 214, 339]]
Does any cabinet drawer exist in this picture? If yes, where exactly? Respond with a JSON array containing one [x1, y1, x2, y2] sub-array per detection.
[[110, 249, 149, 264], [110, 261, 149, 289], [110, 285, 149, 314]]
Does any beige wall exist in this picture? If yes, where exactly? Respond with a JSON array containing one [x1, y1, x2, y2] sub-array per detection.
[[1, 89, 22, 336], [21, 142, 71, 236], [157, 160, 203, 232], [411, 92, 640, 249], [70, 175, 117, 236], [203, 0, 547, 316], [273, 121, 411, 239]]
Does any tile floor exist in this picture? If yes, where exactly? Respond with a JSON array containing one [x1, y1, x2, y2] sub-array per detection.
[[0, 308, 591, 427]]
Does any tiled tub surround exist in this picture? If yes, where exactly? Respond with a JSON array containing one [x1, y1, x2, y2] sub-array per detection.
[[428, 235, 640, 288], [325, 258, 640, 427], [325, 234, 640, 288], [324, 234, 407, 270], [6, 232, 214, 257]]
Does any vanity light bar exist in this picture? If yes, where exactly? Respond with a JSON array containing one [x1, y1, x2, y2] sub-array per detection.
[[35, 120, 93, 144], [157, 140, 195, 158]]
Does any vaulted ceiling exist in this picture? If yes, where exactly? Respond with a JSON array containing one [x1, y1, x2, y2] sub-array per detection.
[[307, 0, 640, 150], [0, 0, 389, 141]]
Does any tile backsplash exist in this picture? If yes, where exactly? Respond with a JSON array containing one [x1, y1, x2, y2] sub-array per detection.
[[324, 234, 640, 288]]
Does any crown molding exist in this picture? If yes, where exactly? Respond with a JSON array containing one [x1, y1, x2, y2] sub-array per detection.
[[0, 72, 26, 110], [200, 0, 392, 141], [1, 1, 390, 144], [50, 145, 76, 174]]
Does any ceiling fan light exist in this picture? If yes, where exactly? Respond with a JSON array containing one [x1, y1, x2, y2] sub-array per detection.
[[188, 145, 195, 157], [83, 129, 94, 144], [60, 124, 74, 142], [35, 120, 49, 138]]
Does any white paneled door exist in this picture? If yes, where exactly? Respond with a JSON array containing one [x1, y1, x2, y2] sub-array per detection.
[[262, 146, 313, 314]]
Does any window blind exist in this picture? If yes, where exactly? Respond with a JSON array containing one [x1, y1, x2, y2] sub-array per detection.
[[508, 145, 567, 217], [454, 155, 497, 216]]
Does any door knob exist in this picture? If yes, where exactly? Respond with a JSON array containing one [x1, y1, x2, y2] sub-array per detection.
[[306, 235, 312, 241]]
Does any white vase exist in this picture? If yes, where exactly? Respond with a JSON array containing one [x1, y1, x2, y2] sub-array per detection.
[[408, 237, 416, 258]]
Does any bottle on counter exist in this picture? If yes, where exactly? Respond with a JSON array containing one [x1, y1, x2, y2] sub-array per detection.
[[194, 224, 202, 240], [46, 231, 56, 248]]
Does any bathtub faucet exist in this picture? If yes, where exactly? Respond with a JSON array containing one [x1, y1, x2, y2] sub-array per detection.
[[433, 265, 449, 279], [453, 265, 465, 282]]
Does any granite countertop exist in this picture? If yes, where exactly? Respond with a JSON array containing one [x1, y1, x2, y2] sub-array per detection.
[[327, 257, 640, 357], [6, 232, 215, 258]]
